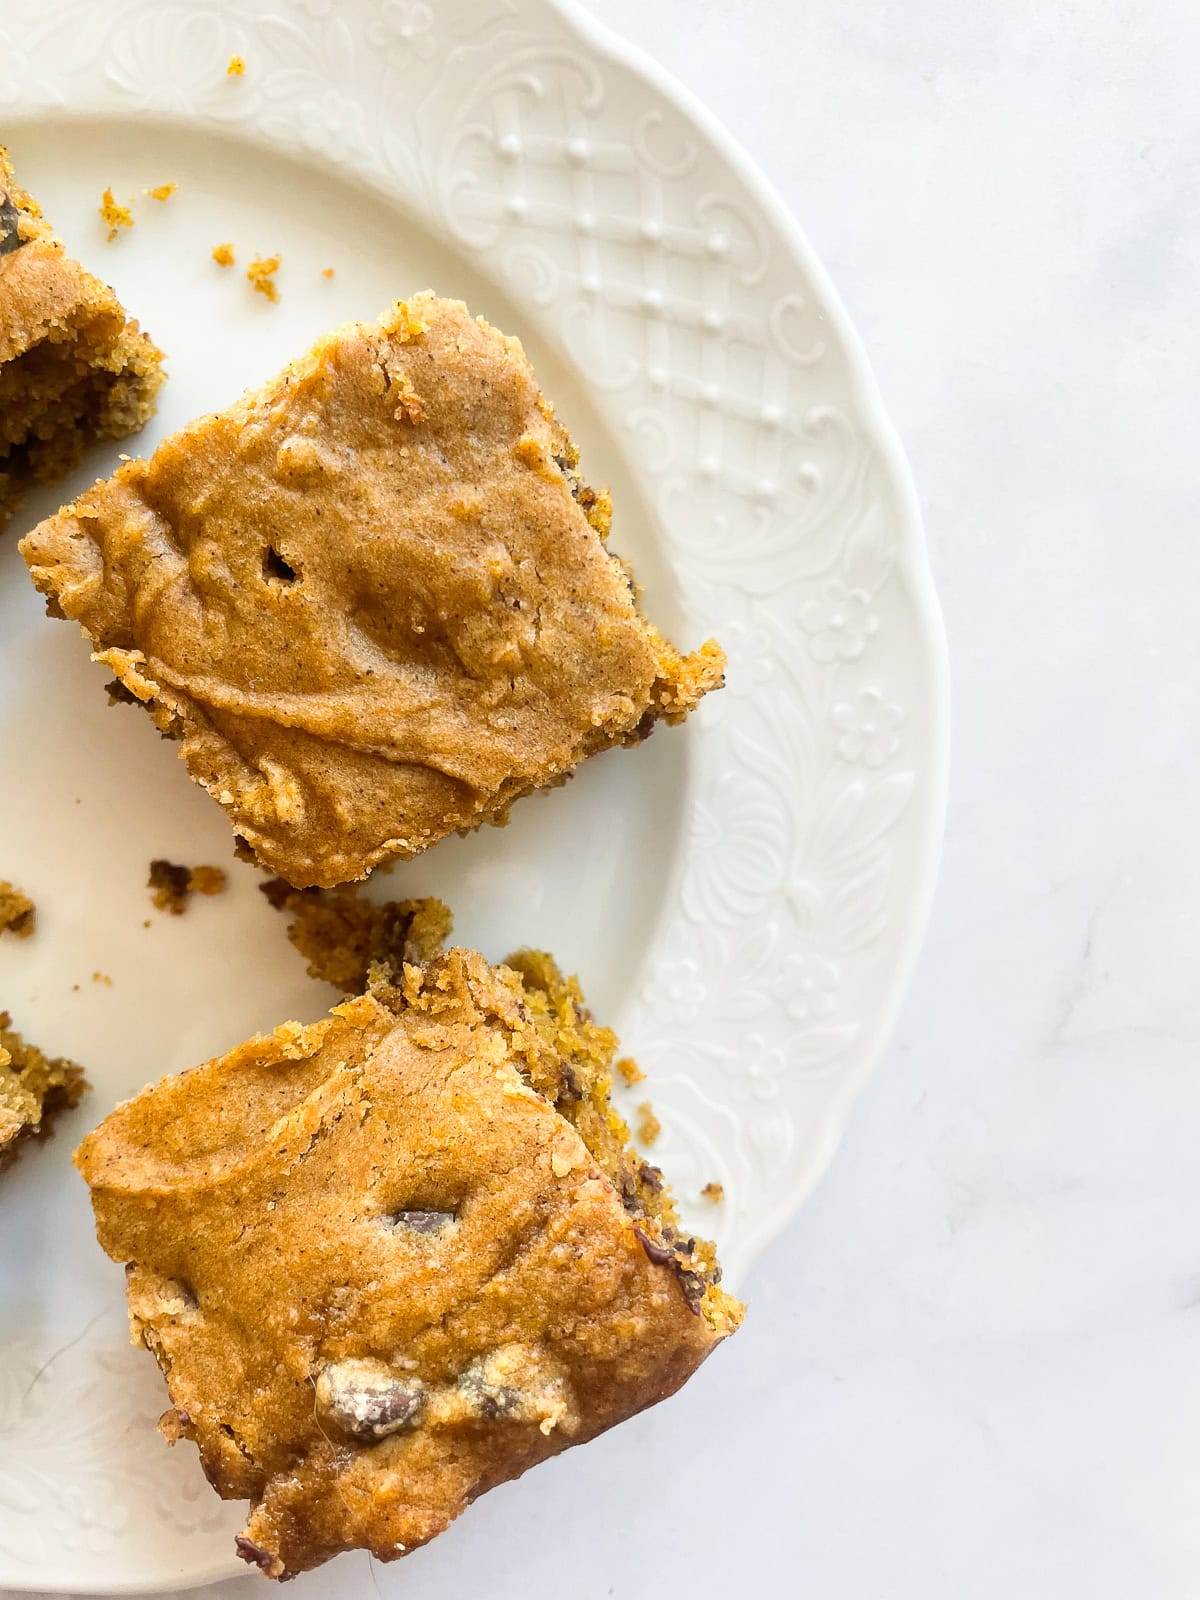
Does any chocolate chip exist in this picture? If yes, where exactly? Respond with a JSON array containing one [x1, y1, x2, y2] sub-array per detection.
[[316, 1359, 425, 1442], [457, 1364, 521, 1420], [633, 1224, 674, 1266], [234, 1536, 276, 1574], [389, 1209, 455, 1233], [638, 1162, 665, 1194], [0, 191, 26, 257], [674, 1268, 706, 1316], [557, 1061, 583, 1101]]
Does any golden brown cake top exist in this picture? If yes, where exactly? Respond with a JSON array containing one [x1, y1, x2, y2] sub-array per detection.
[[22, 293, 723, 886], [75, 950, 742, 1577]]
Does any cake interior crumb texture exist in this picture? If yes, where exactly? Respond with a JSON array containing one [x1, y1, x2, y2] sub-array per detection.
[[75, 913, 742, 1577], [0, 146, 164, 530], [21, 293, 723, 886], [1, 1011, 88, 1174]]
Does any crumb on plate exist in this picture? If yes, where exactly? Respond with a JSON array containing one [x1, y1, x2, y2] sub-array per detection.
[[0, 1010, 88, 1174], [0, 883, 35, 940], [322, 266, 335, 278], [247, 252, 281, 301], [148, 859, 228, 915], [227, 54, 245, 76], [700, 1181, 725, 1204], [91, 971, 112, 986], [636, 1101, 661, 1147], [617, 1056, 645, 1086], [146, 182, 176, 202], [99, 186, 133, 241], [211, 241, 235, 267]]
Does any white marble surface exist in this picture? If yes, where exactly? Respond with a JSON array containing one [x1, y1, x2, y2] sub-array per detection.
[[10, 0, 1200, 1595]]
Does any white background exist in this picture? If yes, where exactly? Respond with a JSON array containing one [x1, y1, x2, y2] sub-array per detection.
[[9, 0, 1200, 1596]]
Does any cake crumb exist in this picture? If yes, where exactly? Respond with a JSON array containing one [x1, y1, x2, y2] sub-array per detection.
[[190, 865, 227, 897], [636, 1102, 661, 1147], [0, 882, 35, 939], [700, 1182, 725, 1204], [227, 54, 246, 76], [149, 860, 228, 915], [99, 187, 133, 241], [92, 971, 112, 986], [322, 267, 335, 278], [393, 374, 425, 424], [146, 182, 177, 202], [212, 241, 235, 267], [247, 253, 281, 302], [616, 1056, 645, 1086], [0, 1011, 88, 1174]]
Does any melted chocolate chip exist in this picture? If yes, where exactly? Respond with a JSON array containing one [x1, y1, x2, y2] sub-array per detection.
[[235, 1536, 276, 1573], [638, 1162, 665, 1194], [457, 1364, 521, 1420], [317, 1359, 426, 1442], [389, 1209, 455, 1233], [674, 1268, 707, 1317], [0, 191, 26, 257], [633, 1224, 674, 1266]]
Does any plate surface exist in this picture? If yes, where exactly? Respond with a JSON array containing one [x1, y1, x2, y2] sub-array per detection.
[[0, 0, 947, 1590]]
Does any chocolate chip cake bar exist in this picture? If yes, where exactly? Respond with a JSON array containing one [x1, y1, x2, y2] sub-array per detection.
[[22, 293, 724, 887], [0, 146, 163, 530], [75, 933, 743, 1577], [1, 1011, 88, 1175]]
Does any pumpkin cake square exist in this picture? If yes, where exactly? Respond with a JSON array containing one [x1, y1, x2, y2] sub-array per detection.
[[75, 932, 743, 1577], [22, 293, 723, 887], [0, 146, 163, 530]]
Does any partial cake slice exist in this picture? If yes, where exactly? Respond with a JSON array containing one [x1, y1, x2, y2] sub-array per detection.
[[21, 293, 723, 887], [75, 934, 743, 1578], [1, 1011, 88, 1175], [0, 146, 164, 529]]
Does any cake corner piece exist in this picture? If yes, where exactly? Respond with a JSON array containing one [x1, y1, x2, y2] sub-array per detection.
[[0, 145, 164, 531], [22, 291, 722, 887]]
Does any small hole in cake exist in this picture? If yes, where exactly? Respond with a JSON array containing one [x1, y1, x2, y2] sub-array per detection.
[[263, 546, 298, 583]]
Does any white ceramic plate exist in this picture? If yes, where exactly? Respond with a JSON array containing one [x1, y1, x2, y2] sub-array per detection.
[[0, 0, 948, 1590]]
